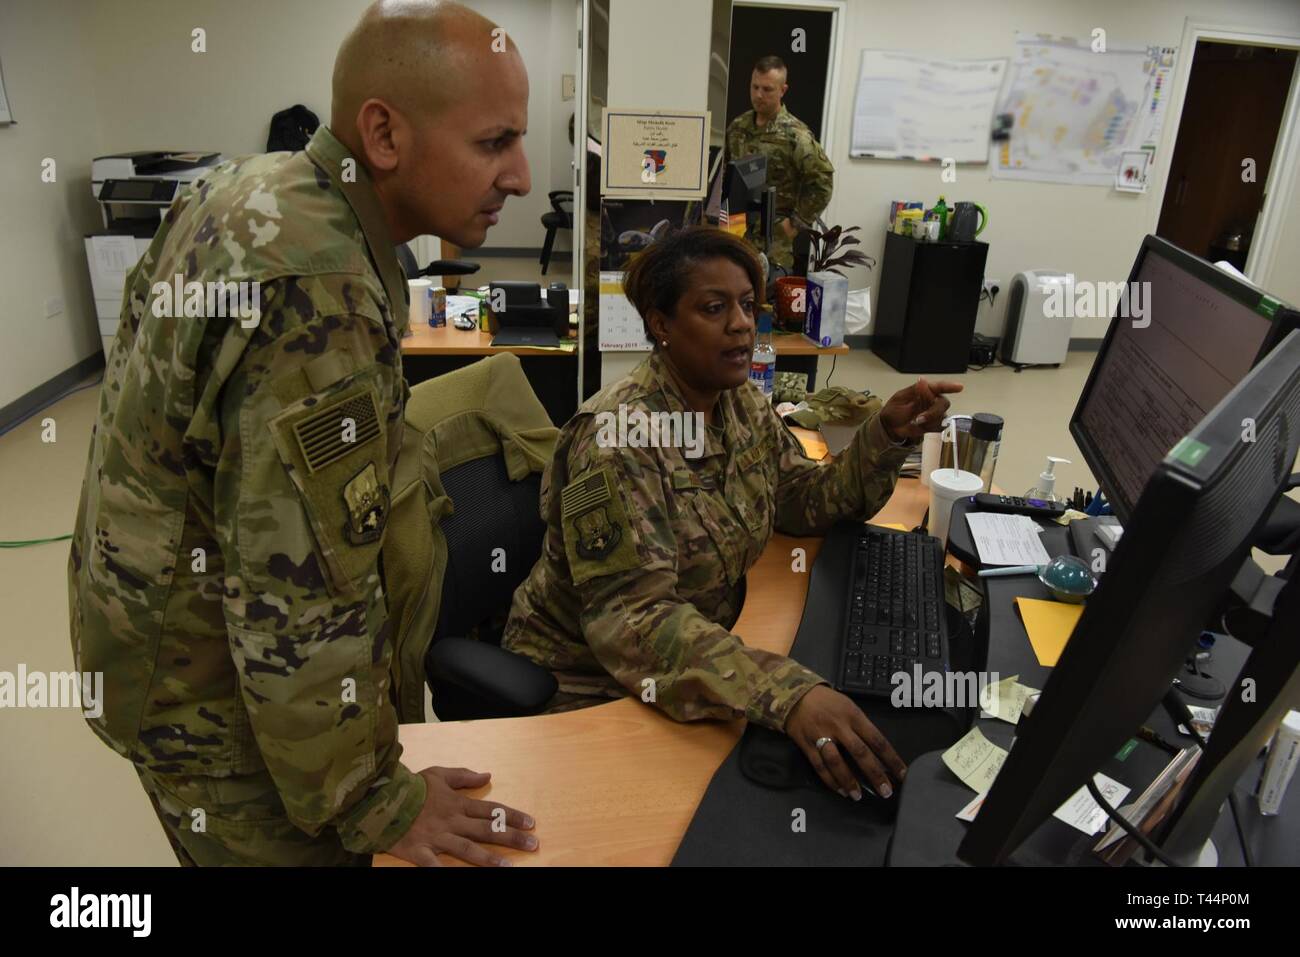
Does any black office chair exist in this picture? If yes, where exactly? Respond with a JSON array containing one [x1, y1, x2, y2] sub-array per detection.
[[423, 452, 557, 720], [539, 191, 573, 276], [395, 242, 481, 285]]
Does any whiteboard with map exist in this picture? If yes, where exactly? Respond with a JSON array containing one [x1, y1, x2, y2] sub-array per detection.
[[993, 34, 1177, 186]]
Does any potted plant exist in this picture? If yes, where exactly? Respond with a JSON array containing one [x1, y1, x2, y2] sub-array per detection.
[[773, 219, 875, 333]]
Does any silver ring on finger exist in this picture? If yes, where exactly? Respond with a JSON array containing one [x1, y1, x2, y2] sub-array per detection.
[[815, 736, 834, 751]]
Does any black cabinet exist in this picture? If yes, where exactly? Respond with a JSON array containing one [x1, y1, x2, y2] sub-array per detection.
[[872, 232, 988, 374]]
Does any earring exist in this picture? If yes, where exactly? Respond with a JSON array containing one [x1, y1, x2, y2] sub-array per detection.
[[661, 340, 669, 347]]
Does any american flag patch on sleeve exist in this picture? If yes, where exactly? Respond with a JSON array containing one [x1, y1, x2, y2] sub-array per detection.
[[561, 469, 612, 519]]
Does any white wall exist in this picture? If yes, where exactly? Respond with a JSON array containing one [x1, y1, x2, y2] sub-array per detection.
[[596, 0, 1300, 388], [819, 0, 1300, 340], [0, 2, 107, 410], [0, 0, 580, 410], [601, 0, 713, 384], [80, 0, 574, 251], [547, 0, 580, 254]]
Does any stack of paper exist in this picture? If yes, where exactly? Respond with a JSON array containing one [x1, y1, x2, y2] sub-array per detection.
[[965, 512, 1052, 566]]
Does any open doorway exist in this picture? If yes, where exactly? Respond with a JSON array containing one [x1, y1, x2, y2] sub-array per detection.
[[725, 0, 843, 151], [727, 4, 832, 140], [1156, 41, 1297, 271]]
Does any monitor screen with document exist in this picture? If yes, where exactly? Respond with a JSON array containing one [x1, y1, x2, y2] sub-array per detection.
[[1069, 235, 1292, 521]]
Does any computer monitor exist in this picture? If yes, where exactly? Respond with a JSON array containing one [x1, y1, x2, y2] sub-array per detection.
[[959, 328, 1300, 866], [722, 154, 767, 213], [1070, 235, 1299, 522]]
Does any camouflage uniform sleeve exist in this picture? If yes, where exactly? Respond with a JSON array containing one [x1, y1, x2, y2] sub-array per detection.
[[559, 421, 824, 730], [725, 117, 743, 164], [791, 129, 834, 226], [216, 292, 424, 855], [772, 399, 913, 536]]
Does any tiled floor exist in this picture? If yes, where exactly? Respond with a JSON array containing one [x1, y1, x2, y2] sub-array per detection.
[[0, 331, 1103, 865]]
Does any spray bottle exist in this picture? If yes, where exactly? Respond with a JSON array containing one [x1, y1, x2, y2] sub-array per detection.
[[1026, 455, 1070, 504]]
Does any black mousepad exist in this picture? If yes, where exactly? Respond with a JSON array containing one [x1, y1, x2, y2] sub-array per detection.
[[672, 524, 971, 866]]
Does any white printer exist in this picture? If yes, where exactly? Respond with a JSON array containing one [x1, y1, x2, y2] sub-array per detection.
[[86, 151, 223, 354]]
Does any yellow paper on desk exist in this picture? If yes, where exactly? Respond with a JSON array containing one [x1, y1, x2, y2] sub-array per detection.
[[979, 674, 1040, 724], [942, 727, 1008, 794], [1015, 597, 1083, 667]]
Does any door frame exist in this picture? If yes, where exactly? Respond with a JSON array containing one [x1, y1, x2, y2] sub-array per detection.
[[733, 0, 846, 158], [1150, 19, 1300, 290]]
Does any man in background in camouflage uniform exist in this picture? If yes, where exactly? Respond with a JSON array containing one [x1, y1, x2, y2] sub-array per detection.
[[68, 0, 539, 866], [726, 55, 834, 272]]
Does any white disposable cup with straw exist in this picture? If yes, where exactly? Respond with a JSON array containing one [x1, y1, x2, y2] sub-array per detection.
[[928, 420, 984, 546]]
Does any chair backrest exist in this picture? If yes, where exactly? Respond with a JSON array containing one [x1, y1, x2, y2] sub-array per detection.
[[382, 352, 558, 722], [395, 242, 418, 278], [434, 454, 545, 641]]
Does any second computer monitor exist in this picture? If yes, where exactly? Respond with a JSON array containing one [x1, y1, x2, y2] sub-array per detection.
[[1070, 235, 1293, 522], [961, 328, 1300, 866]]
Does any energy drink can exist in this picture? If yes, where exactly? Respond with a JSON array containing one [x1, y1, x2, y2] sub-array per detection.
[[430, 286, 447, 326]]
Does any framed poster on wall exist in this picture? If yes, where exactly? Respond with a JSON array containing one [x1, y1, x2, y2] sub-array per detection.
[[601, 108, 709, 199]]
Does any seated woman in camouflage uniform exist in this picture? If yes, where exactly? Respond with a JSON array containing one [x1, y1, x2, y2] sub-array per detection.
[[503, 227, 960, 801]]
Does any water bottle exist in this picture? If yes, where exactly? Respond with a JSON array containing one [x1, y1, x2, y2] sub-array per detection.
[[750, 307, 776, 399]]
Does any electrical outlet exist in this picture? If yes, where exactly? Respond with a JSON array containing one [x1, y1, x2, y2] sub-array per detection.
[[44, 296, 65, 318]]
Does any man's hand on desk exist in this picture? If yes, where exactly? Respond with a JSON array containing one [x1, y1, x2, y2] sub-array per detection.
[[786, 686, 908, 801], [880, 378, 964, 442], [385, 766, 538, 867]]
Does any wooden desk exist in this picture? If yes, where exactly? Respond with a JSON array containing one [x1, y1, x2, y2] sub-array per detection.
[[771, 332, 849, 356], [400, 325, 844, 358], [377, 474, 933, 866], [771, 333, 848, 394], [402, 321, 577, 358], [400, 321, 580, 424]]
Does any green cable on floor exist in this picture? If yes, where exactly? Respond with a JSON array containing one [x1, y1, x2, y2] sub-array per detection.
[[1, 535, 73, 548]]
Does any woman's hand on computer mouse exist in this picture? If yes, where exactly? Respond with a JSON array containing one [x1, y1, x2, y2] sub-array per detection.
[[385, 766, 539, 866], [786, 685, 907, 801]]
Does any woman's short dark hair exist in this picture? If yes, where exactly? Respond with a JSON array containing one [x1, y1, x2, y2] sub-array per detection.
[[621, 226, 764, 344]]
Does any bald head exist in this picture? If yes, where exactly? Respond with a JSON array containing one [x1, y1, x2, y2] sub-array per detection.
[[332, 0, 516, 135], [328, 0, 531, 247]]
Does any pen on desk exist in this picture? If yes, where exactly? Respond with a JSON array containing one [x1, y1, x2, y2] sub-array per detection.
[[977, 564, 1044, 577]]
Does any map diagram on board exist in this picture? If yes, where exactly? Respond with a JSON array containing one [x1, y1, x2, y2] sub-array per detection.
[[994, 34, 1176, 185]]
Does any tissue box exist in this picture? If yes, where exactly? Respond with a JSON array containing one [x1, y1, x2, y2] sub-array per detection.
[[804, 271, 848, 348]]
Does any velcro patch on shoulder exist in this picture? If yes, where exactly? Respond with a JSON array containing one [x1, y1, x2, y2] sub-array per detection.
[[561, 468, 613, 520], [293, 390, 381, 474], [560, 467, 641, 585]]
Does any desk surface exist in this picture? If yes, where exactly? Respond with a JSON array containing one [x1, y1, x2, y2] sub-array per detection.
[[400, 324, 848, 358], [377, 473, 931, 866], [402, 322, 578, 357]]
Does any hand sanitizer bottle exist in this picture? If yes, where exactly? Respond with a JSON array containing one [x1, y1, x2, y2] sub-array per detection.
[[1026, 455, 1070, 504]]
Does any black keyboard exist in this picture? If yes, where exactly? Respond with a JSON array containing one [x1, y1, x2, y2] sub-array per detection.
[[837, 527, 950, 697]]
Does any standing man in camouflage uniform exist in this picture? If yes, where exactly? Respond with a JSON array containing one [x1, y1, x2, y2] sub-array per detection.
[[68, 0, 539, 866], [726, 55, 834, 272]]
